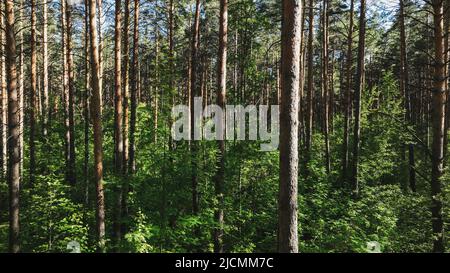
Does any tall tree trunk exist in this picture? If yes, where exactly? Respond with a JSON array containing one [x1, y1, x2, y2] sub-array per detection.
[[0, 3, 5, 178], [114, 0, 124, 174], [119, 0, 136, 239], [18, 0, 24, 179], [443, 0, 450, 164], [61, 0, 70, 184], [122, 0, 130, 175], [351, 0, 366, 197], [84, 0, 90, 206], [43, 0, 49, 136], [299, 6, 307, 144], [213, 0, 227, 253], [65, 0, 76, 185], [153, 27, 159, 143], [322, 0, 331, 174], [160, 0, 175, 247], [399, 0, 416, 192], [37, 68, 42, 117], [30, 0, 37, 185], [113, 0, 124, 250], [342, 0, 354, 184], [129, 0, 139, 174], [98, 0, 104, 113], [305, 0, 314, 167], [168, 0, 175, 141], [430, 0, 445, 253], [5, 0, 20, 253], [279, 0, 302, 253], [233, 29, 238, 99], [190, 0, 201, 215], [89, 0, 106, 252], [426, 14, 432, 149], [329, 48, 335, 133], [168, 0, 174, 100]]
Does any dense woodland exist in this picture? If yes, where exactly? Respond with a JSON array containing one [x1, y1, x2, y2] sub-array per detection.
[[0, 0, 450, 253]]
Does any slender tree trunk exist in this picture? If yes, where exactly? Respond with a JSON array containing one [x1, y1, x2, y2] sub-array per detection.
[[168, 0, 174, 96], [305, 0, 314, 163], [426, 14, 432, 150], [84, 0, 90, 206], [399, 0, 416, 192], [187, 52, 191, 104], [65, 0, 76, 185], [168, 0, 175, 141], [279, 0, 302, 253], [430, 0, 445, 253], [0, 4, 5, 178], [129, 0, 139, 174], [234, 29, 238, 99], [5, 0, 20, 253], [123, 0, 130, 175], [37, 69, 42, 117], [89, 0, 106, 252], [213, 0, 227, 253], [329, 48, 335, 133], [190, 0, 201, 215], [113, 0, 124, 250], [18, 0, 24, 179], [160, 0, 175, 246], [154, 27, 159, 143], [322, 0, 331, 174], [119, 0, 136, 237], [200, 57, 205, 107], [443, 0, 450, 164], [61, 0, 70, 184], [98, 0, 104, 113], [299, 6, 307, 144], [43, 0, 49, 136], [114, 0, 124, 174], [342, 0, 354, 184], [30, 0, 37, 185], [351, 0, 366, 197]]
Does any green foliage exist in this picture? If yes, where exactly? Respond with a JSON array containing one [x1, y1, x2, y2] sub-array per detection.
[[0, 69, 442, 253], [22, 174, 91, 253], [359, 71, 408, 186], [300, 151, 431, 253]]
